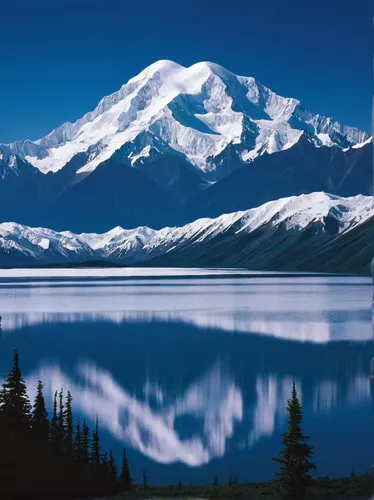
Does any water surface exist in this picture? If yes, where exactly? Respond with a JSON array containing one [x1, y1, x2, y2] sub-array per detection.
[[0, 269, 372, 485]]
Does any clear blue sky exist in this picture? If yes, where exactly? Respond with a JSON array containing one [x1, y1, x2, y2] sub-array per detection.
[[0, 0, 372, 143]]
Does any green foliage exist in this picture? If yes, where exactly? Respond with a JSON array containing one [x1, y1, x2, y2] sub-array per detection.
[[273, 382, 316, 498]]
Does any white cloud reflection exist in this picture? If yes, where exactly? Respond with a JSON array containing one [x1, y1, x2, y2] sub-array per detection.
[[1, 309, 371, 343], [25, 360, 371, 466], [26, 360, 243, 466]]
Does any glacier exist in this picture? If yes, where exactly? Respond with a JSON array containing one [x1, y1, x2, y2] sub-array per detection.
[[1, 60, 369, 182], [0, 192, 372, 274]]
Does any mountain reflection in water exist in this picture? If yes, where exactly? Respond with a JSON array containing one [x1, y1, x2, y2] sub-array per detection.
[[0, 273, 372, 482]]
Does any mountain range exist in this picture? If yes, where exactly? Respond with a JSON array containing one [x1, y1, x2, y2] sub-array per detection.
[[0, 192, 372, 274], [0, 60, 372, 272], [0, 60, 371, 233]]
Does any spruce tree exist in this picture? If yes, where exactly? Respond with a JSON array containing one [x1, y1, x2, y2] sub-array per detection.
[[56, 388, 65, 451], [109, 449, 117, 480], [50, 390, 58, 447], [273, 383, 316, 498], [82, 419, 90, 463], [32, 380, 49, 442], [101, 451, 109, 473], [142, 470, 148, 489], [120, 447, 132, 490], [90, 416, 101, 467], [73, 418, 82, 460], [0, 350, 31, 429], [64, 391, 73, 454]]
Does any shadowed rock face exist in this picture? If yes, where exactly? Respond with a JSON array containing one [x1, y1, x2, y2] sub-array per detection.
[[0, 61, 370, 233], [0, 192, 372, 275], [189, 138, 373, 221], [0, 139, 371, 235]]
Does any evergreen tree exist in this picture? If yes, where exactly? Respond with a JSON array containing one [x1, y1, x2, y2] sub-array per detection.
[[32, 380, 49, 442], [120, 448, 132, 490], [64, 390, 73, 454], [73, 418, 83, 460], [228, 474, 233, 487], [101, 451, 109, 473], [212, 475, 218, 486], [82, 419, 90, 463], [90, 416, 101, 467], [142, 470, 148, 489], [56, 388, 65, 450], [109, 449, 117, 480], [273, 383, 316, 498], [50, 390, 58, 447], [0, 349, 31, 428]]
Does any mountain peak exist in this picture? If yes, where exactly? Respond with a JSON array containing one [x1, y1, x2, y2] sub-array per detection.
[[134, 59, 184, 80], [3, 61, 369, 179]]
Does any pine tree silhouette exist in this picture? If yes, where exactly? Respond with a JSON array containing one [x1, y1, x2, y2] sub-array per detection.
[[273, 383, 316, 498], [50, 390, 58, 447], [120, 447, 132, 490], [32, 380, 49, 442], [101, 451, 109, 473], [109, 449, 117, 480], [0, 350, 123, 498], [0, 349, 31, 429], [90, 416, 101, 468], [142, 470, 148, 489], [56, 388, 65, 451], [64, 390, 73, 453], [82, 419, 90, 463], [73, 417, 83, 460]]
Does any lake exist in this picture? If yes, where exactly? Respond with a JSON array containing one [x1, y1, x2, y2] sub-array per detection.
[[0, 268, 373, 485]]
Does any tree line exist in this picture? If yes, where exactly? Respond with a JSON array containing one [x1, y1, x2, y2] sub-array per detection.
[[0, 349, 132, 498], [0, 349, 317, 499]]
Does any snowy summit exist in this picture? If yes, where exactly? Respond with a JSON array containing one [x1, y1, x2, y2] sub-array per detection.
[[2, 60, 369, 179]]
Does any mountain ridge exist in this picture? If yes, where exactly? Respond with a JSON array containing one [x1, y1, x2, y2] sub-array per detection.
[[0, 192, 372, 274], [0, 60, 371, 234], [2, 60, 369, 179]]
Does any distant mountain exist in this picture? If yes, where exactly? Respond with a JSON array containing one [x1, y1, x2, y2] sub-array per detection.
[[190, 134, 372, 220], [1, 192, 372, 274], [0, 60, 370, 232]]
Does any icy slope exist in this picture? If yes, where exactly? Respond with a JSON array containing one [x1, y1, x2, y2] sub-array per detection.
[[4, 61, 369, 182], [1, 192, 371, 271]]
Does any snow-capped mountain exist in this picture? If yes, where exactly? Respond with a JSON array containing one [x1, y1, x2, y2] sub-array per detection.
[[0, 223, 95, 266], [0, 60, 371, 233], [2, 60, 369, 181], [1, 192, 372, 274]]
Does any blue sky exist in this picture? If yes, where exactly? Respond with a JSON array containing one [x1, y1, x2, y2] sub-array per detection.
[[0, 0, 372, 143]]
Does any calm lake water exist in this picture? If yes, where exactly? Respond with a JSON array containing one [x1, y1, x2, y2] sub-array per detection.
[[0, 269, 373, 485]]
